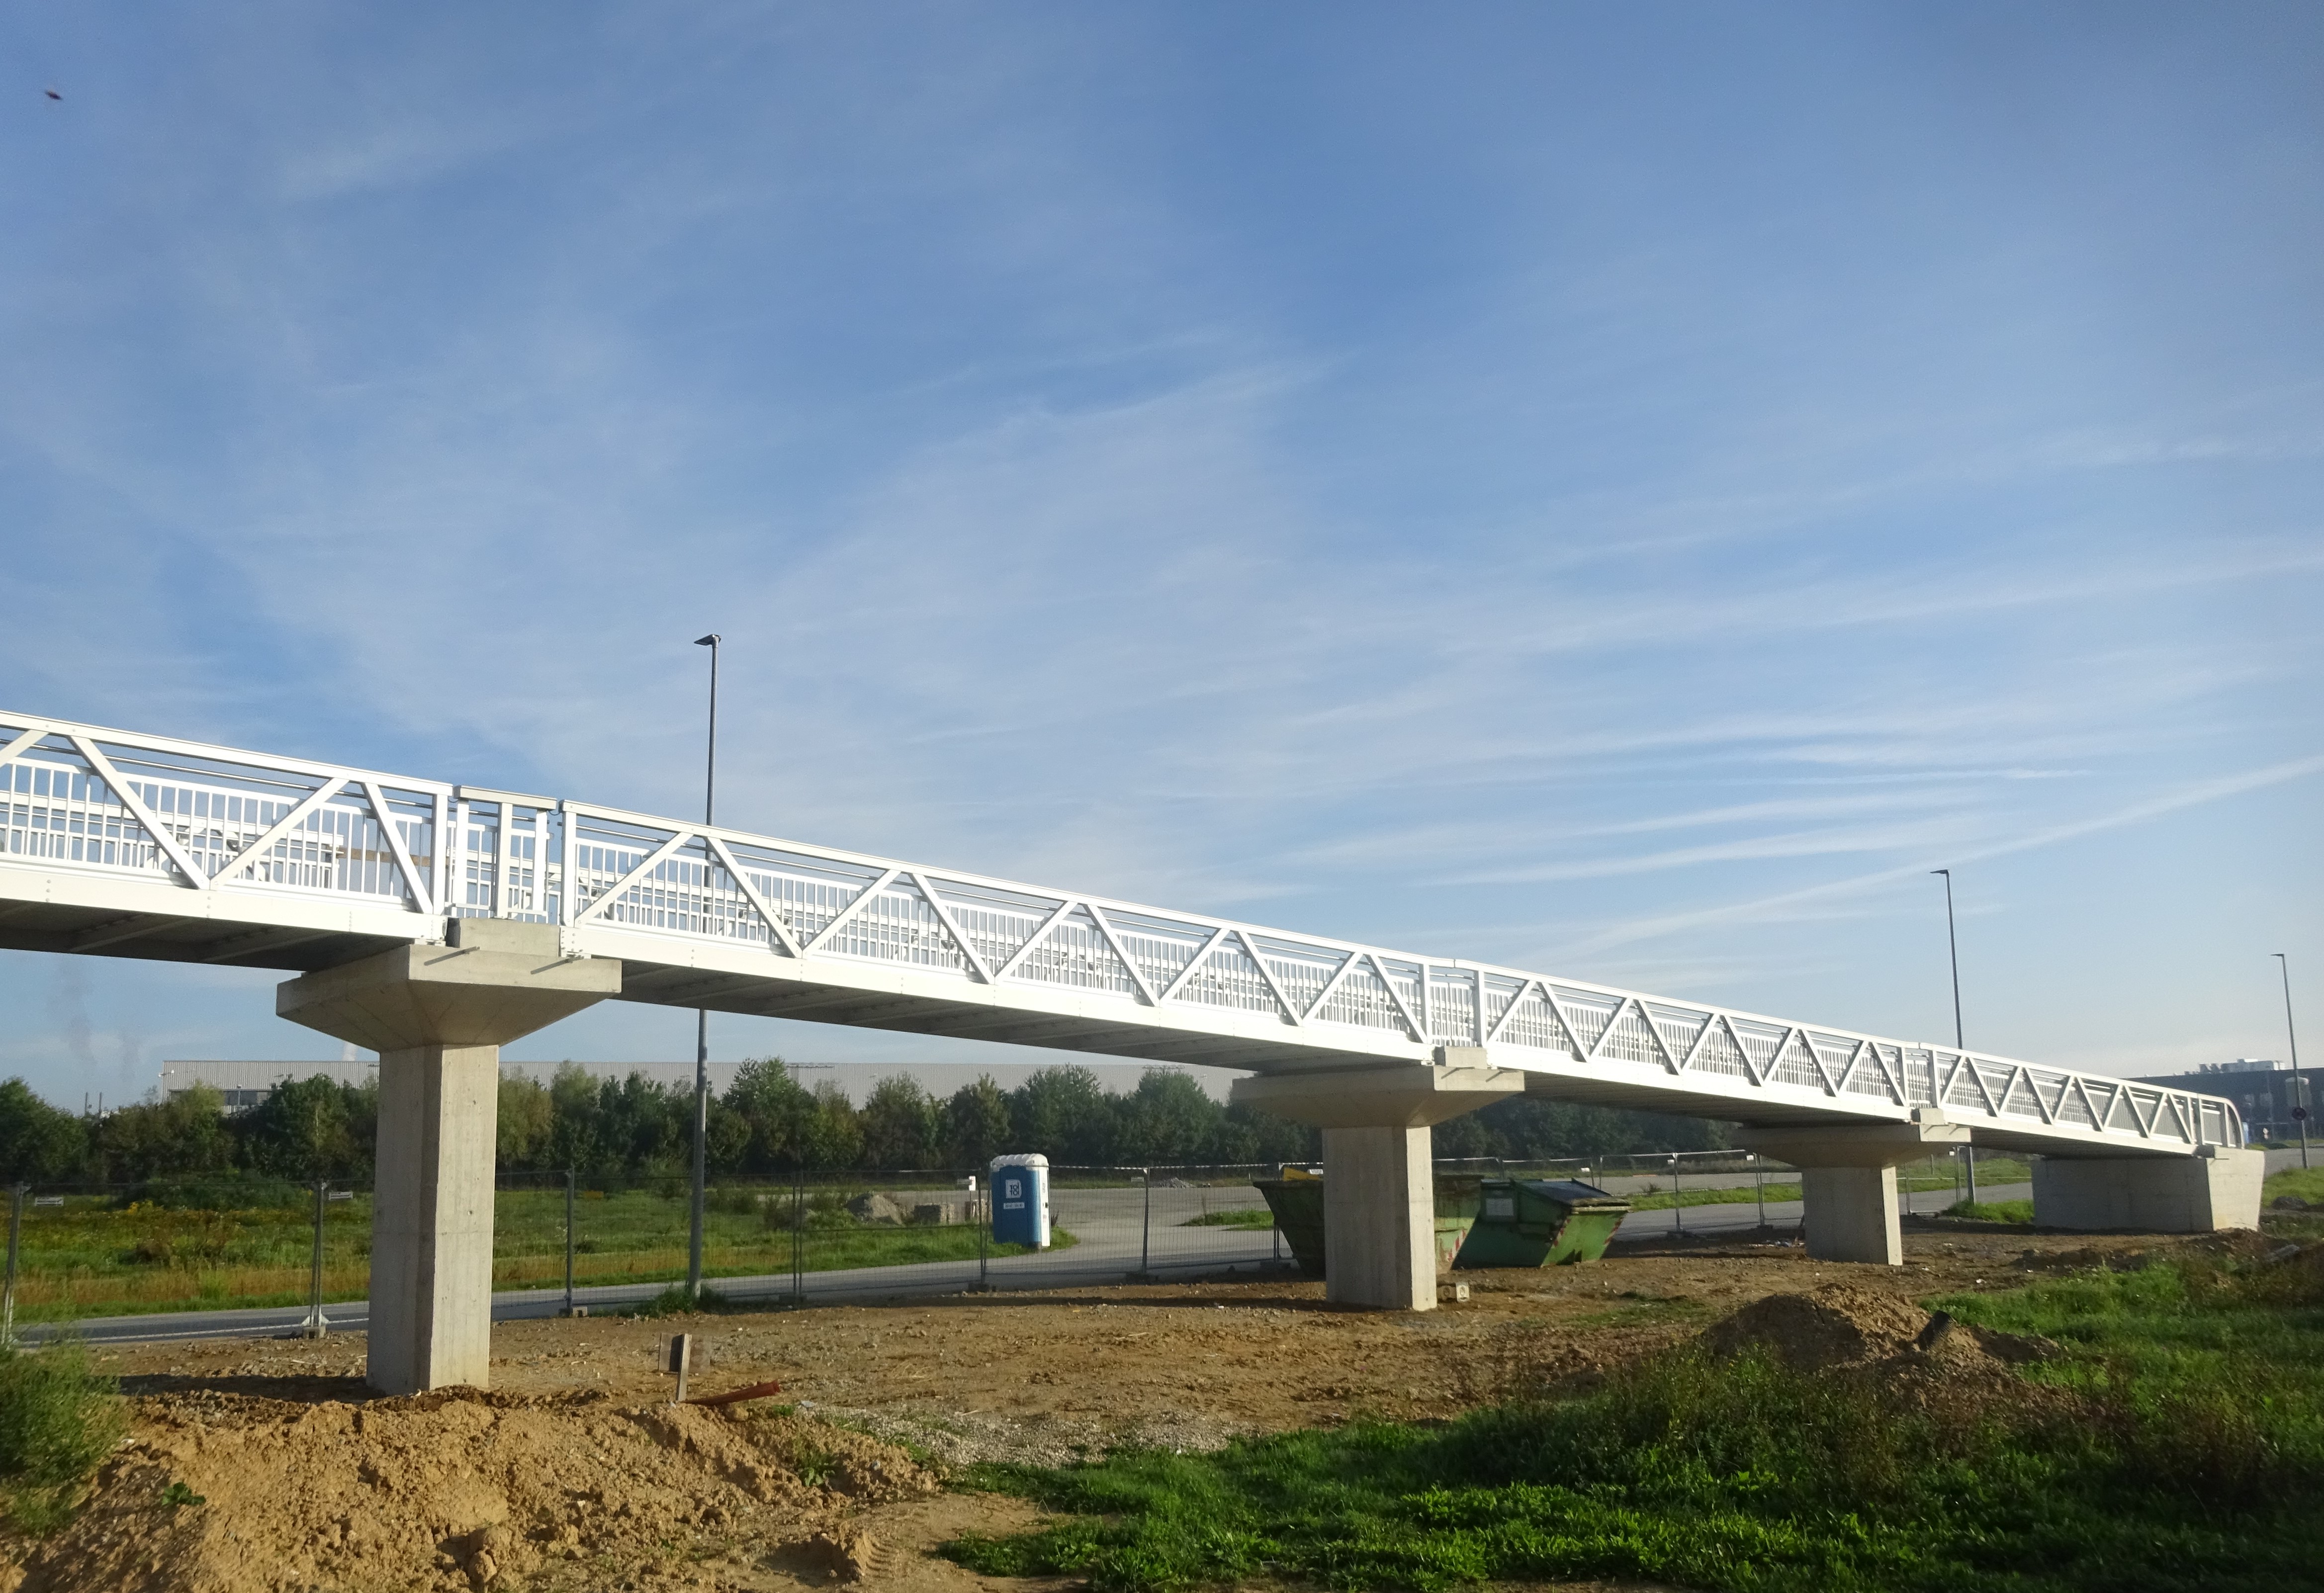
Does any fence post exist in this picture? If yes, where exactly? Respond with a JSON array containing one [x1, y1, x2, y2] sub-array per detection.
[[563, 1169, 576, 1318], [792, 1163, 805, 1308], [1140, 1168, 1152, 1278], [977, 1169, 988, 1292], [301, 1178, 328, 1339], [1754, 1155, 1765, 1228], [1, 1184, 23, 1350], [1670, 1155, 1684, 1236]]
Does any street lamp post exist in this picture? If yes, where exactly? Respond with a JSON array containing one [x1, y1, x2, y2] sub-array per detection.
[[688, 633, 721, 1299], [1933, 869, 1975, 1206], [2278, 954, 2307, 1170]]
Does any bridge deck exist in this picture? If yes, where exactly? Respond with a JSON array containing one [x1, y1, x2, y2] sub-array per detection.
[[0, 712, 2238, 1159]]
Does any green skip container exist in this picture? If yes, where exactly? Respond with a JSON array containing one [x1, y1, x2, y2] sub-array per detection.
[[1253, 1173, 1525, 1280], [1453, 1178, 1631, 1268]]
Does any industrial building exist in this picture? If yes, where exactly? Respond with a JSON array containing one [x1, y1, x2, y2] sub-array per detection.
[[2132, 1060, 2307, 1144]]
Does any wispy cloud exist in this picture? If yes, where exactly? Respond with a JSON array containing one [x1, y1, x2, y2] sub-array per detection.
[[1552, 754, 2324, 959]]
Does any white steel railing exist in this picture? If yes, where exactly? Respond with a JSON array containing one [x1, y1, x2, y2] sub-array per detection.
[[0, 712, 2242, 1152]]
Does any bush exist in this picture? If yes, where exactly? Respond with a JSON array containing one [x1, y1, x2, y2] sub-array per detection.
[[627, 1283, 736, 1318], [0, 1341, 123, 1533], [130, 1173, 305, 1212]]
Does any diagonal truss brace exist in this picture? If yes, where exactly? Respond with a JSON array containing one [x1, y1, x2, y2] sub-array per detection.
[[70, 736, 210, 889]]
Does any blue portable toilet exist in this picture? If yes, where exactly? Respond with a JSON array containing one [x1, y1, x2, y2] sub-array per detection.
[[989, 1153, 1051, 1249]]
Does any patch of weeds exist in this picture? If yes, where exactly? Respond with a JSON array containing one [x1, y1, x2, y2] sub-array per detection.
[[1565, 1290, 1708, 1328], [160, 1480, 204, 1509], [624, 1283, 741, 1318], [0, 1340, 124, 1534], [946, 1256, 2324, 1592]]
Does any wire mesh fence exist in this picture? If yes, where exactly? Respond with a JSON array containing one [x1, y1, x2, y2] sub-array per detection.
[[506, 1165, 1303, 1316], [0, 1146, 2032, 1328]]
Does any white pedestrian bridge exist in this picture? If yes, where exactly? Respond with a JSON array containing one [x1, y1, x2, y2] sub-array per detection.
[[0, 711, 2260, 1372], [0, 711, 2239, 1154]]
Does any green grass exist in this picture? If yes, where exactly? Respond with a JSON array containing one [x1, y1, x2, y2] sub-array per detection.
[[944, 1250, 2324, 1592], [0, 1187, 1066, 1322], [2264, 1165, 2324, 1206], [1626, 1182, 1802, 1212], [1941, 1199, 2036, 1225], [1180, 1209, 1277, 1229], [0, 1340, 123, 1534]]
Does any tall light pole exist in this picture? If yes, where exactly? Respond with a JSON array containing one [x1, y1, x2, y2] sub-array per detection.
[[687, 633, 721, 1299], [2278, 953, 2307, 1170], [1933, 869, 1974, 1205]]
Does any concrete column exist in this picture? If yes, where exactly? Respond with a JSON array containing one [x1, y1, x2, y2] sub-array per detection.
[[1735, 1113, 1969, 1266], [1321, 1125, 1435, 1312], [276, 919, 617, 1393], [1231, 1050, 1523, 1311], [1799, 1167, 1903, 1266], [2033, 1145, 2263, 1233], [370, 1044, 502, 1394]]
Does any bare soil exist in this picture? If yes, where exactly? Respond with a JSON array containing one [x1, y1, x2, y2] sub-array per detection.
[[0, 1224, 2175, 1593]]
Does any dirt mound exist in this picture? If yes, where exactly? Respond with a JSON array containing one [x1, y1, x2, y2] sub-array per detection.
[[1698, 1285, 1937, 1372], [1697, 1284, 2055, 1382], [6, 1387, 938, 1593]]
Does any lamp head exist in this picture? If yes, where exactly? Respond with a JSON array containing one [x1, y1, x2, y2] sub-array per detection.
[[695, 634, 720, 647], [1931, 868, 1949, 878]]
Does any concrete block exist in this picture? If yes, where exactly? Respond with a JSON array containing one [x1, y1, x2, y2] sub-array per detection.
[[446, 917, 562, 956], [2033, 1146, 2265, 1233], [1322, 1124, 1436, 1311], [1800, 1166, 1903, 1264]]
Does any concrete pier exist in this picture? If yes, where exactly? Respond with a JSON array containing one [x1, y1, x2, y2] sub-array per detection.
[[1735, 1113, 1970, 1265], [1232, 1050, 1521, 1310], [276, 919, 617, 1393], [2033, 1145, 2263, 1233]]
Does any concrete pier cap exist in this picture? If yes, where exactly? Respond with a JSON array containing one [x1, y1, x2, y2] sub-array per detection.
[[276, 918, 619, 1394], [1231, 1049, 1524, 1313], [1733, 1110, 1970, 1268]]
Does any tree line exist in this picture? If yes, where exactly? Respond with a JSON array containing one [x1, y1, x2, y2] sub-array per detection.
[[0, 1062, 1727, 1187]]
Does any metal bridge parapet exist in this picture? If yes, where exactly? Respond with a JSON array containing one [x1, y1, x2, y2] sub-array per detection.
[[0, 711, 2241, 1155]]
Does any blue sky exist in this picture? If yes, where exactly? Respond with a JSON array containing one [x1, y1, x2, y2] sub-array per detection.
[[2, 3, 2319, 1105]]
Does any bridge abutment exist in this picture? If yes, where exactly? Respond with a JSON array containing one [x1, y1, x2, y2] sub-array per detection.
[[1736, 1114, 1970, 1266], [1232, 1051, 1523, 1310], [276, 919, 618, 1394], [2032, 1146, 2263, 1233]]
